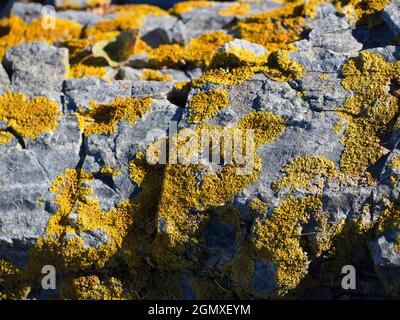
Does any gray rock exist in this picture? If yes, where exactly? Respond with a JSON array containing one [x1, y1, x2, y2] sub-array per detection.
[[369, 230, 400, 294], [384, 0, 400, 37], [10, 2, 43, 24], [24, 114, 82, 181], [3, 42, 68, 102], [140, 14, 179, 48], [63, 77, 132, 112], [0, 150, 53, 266], [57, 10, 104, 26], [131, 80, 174, 99], [85, 179, 124, 211], [84, 99, 182, 172]]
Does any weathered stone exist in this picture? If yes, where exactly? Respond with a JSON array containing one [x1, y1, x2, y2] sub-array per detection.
[[63, 77, 132, 112], [3, 42, 68, 102], [10, 2, 43, 24], [384, 0, 400, 37]]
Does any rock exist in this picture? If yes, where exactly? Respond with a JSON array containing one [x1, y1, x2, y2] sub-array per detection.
[[84, 99, 182, 172], [63, 77, 132, 112], [24, 115, 82, 180], [3, 42, 68, 102], [0, 150, 53, 267], [140, 14, 179, 48], [85, 179, 124, 211], [10, 2, 43, 24], [369, 230, 400, 295], [131, 80, 174, 99], [384, 0, 400, 37], [57, 10, 104, 26]]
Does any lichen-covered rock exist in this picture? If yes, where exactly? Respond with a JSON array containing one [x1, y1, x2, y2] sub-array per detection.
[[1, 0, 400, 301]]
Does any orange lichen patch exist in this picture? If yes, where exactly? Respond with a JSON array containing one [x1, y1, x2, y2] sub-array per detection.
[[336, 0, 391, 25], [140, 69, 172, 82], [188, 88, 230, 124], [76, 96, 152, 135], [336, 51, 400, 175], [170, 1, 217, 15], [273, 156, 338, 192], [0, 259, 30, 299], [0, 15, 27, 60], [0, 91, 61, 139], [252, 195, 323, 296], [219, 3, 251, 17], [25, 17, 83, 43], [148, 31, 233, 68], [236, 0, 320, 51], [67, 64, 107, 79]]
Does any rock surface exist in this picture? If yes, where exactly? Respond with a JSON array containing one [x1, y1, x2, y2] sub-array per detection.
[[0, 0, 400, 300]]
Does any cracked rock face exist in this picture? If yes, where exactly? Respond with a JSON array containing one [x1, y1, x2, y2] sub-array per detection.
[[1, 0, 400, 300]]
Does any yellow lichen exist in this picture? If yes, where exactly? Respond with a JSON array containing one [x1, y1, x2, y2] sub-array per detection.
[[67, 64, 107, 79], [170, 1, 217, 15], [273, 156, 338, 193], [219, 3, 251, 17], [140, 69, 172, 82], [0, 91, 61, 139], [337, 52, 400, 176], [154, 111, 285, 256], [27, 168, 134, 274], [0, 131, 13, 145], [0, 260, 30, 300], [148, 31, 233, 68], [252, 195, 323, 296], [62, 275, 131, 300], [0, 15, 27, 60], [336, 0, 391, 25], [76, 96, 152, 135], [25, 17, 83, 44], [192, 48, 305, 87], [188, 88, 230, 124], [248, 198, 268, 213], [236, 0, 320, 51], [100, 166, 122, 176]]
